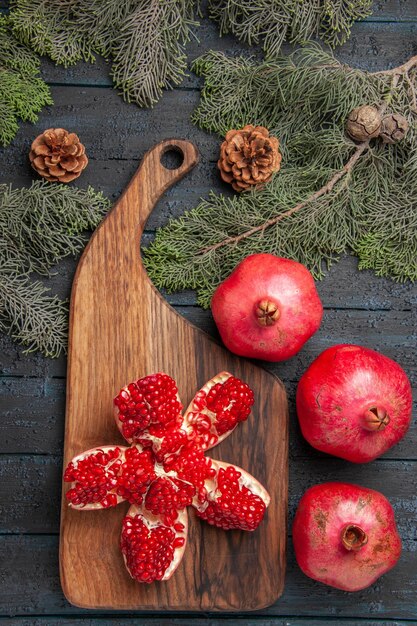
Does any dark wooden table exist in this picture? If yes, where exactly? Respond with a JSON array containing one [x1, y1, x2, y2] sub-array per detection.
[[1, 2, 416, 624]]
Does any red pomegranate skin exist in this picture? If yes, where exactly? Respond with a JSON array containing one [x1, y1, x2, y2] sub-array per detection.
[[296, 344, 412, 462], [292, 482, 402, 591], [211, 254, 323, 361]]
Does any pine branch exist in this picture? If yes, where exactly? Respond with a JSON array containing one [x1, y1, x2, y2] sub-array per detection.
[[208, 0, 373, 58], [199, 58, 415, 255], [10, 0, 98, 65], [0, 181, 111, 275], [10, 0, 198, 108], [0, 182, 111, 357], [143, 45, 417, 307], [0, 263, 68, 358], [111, 0, 198, 107], [0, 15, 52, 146], [8, 0, 370, 111]]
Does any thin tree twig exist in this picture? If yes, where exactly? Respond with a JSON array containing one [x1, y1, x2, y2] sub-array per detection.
[[371, 55, 417, 77], [199, 142, 369, 255]]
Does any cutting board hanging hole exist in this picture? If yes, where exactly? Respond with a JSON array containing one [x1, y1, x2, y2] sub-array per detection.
[[160, 145, 185, 170]]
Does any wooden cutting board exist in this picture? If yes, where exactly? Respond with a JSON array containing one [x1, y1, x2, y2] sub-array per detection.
[[60, 139, 288, 611]]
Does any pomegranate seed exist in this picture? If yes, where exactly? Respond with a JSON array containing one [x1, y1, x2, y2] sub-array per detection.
[[192, 390, 207, 410], [173, 537, 185, 548], [198, 486, 208, 503], [101, 494, 118, 508]]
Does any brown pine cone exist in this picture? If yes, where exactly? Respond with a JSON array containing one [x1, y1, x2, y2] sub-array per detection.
[[345, 105, 382, 142], [29, 128, 88, 183], [218, 125, 282, 192], [380, 113, 409, 144]]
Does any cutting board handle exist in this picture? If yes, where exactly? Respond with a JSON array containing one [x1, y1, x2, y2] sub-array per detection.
[[119, 139, 200, 233], [72, 139, 200, 291]]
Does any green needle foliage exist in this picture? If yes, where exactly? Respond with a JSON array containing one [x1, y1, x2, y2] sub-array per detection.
[[9, 0, 198, 107], [0, 182, 111, 357], [7, 0, 370, 109], [0, 262, 68, 360], [143, 45, 417, 308], [209, 0, 372, 57], [0, 15, 52, 146]]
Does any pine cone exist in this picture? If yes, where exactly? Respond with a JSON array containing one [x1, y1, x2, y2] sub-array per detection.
[[218, 125, 282, 192], [380, 114, 409, 144], [29, 128, 88, 183], [346, 105, 382, 142]]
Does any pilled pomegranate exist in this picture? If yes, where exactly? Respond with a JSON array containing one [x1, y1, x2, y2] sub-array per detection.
[[211, 254, 323, 361], [296, 344, 412, 462], [63, 371, 270, 584], [293, 482, 402, 591]]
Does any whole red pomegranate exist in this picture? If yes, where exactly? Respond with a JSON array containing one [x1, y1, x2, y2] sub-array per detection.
[[211, 254, 323, 361], [293, 482, 401, 591], [296, 344, 412, 462]]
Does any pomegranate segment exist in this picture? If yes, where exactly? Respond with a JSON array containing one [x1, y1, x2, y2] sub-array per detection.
[[194, 459, 270, 531], [64, 445, 128, 509], [292, 482, 402, 591], [121, 505, 188, 583], [183, 372, 254, 450], [296, 344, 412, 462], [64, 444, 160, 509], [114, 373, 183, 444]]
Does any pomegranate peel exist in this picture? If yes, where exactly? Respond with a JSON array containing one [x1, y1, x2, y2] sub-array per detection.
[[293, 482, 402, 591], [64, 371, 269, 583]]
